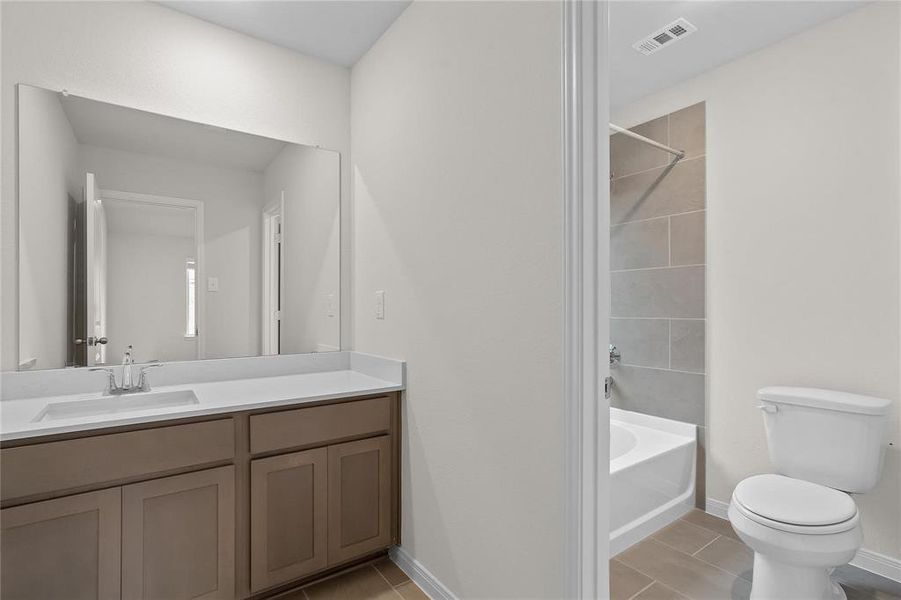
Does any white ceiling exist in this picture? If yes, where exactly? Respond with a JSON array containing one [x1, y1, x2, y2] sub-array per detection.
[[610, 1, 868, 109], [60, 93, 287, 172], [159, 0, 411, 67]]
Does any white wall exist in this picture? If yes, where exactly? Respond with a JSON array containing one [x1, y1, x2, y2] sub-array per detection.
[[352, 2, 565, 597], [107, 231, 197, 363], [17, 85, 80, 370], [1, 0, 351, 370], [263, 145, 340, 353], [614, 3, 901, 560], [79, 144, 264, 359]]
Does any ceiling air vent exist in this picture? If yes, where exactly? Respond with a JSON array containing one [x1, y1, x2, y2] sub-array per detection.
[[633, 18, 697, 56]]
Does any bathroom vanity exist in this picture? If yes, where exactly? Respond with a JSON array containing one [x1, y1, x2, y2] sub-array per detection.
[[0, 352, 404, 600]]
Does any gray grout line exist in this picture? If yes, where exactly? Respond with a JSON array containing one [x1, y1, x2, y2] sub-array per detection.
[[371, 565, 406, 599], [611, 263, 705, 273], [611, 208, 706, 228], [691, 534, 721, 557], [614, 364, 705, 376], [650, 535, 754, 586], [610, 153, 706, 182], [611, 316, 705, 321], [626, 580, 657, 600]]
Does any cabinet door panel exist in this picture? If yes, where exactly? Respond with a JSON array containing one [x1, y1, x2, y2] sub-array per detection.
[[327, 436, 391, 565], [0, 488, 121, 600], [123, 466, 235, 600], [250, 448, 327, 592]]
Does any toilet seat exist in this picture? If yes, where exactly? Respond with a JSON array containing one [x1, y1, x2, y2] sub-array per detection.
[[733, 475, 859, 535]]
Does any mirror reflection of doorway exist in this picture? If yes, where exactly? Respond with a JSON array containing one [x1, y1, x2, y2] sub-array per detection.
[[69, 172, 109, 366], [261, 193, 284, 356], [69, 181, 205, 366]]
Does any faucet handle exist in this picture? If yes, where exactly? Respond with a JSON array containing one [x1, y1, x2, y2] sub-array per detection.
[[137, 363, 164, 392], [89, 367, 118, 394]]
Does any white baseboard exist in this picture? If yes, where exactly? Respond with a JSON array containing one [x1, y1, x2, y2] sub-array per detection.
[[704, 497, 729, 519], [849, 548, 901, 583], [706, 496, 901, 584], [389, 546, 458, 600]]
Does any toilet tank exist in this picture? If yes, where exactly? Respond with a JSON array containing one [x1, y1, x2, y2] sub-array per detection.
[[758, 387, 892, 493]]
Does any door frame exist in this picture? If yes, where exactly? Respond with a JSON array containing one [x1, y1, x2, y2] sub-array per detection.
[[563, 1, 610, 598], [261, 192, 285, 356], [99, 189, 206, 360]]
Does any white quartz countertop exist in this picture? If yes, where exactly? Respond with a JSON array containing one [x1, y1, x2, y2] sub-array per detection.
[[0, 352, 404, 442]]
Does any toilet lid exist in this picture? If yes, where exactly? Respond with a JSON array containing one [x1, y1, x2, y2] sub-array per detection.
[[734, 474, 857, 526]]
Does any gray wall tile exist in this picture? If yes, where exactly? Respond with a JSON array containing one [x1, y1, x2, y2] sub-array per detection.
[[612, 266, 705, 318], [611, 116, 670, 178], [671, 319, 705, 373], [610, 318, 669, 369], [611, 158, 706, 224], [611, 218, 669, 270], [670, 211, 705, 266], [669, 103, 706, 159], [610, 365, 706, 425]]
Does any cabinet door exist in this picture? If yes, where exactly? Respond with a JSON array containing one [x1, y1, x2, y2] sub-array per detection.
[[1, 488, 121, 600], [250, 448, 327, 592], [122, 466, 235, 600], [327, 436, 392, 565]]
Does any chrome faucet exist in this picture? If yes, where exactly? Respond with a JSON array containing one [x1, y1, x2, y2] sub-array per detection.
[[89, 346, 163, 395], [121, 346, 134, 389]]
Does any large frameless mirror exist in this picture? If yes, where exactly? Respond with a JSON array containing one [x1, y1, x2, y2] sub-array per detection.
[[16, 84, 340, 370]]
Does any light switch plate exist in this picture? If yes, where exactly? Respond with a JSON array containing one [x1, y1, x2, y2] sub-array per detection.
[[207, 277, 219, 292], [375, 290, 386, 320]]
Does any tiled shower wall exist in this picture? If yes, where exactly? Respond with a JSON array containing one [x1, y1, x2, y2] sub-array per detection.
[[609, 103, 706, 501]]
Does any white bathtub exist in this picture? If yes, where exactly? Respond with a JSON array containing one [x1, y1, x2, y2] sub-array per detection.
[[610, 407, 697, 555]]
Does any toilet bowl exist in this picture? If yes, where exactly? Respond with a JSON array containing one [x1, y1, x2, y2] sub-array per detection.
[[727, 387, 890, 600], [728, 474, 862, 600]]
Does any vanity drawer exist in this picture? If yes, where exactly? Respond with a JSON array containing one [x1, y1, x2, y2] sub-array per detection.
[[1, 419, 235, 501], [250, 397, 391, 454]]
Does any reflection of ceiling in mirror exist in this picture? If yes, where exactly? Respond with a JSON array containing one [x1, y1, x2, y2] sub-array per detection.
[[159, 0, 412, 67], [60, 94, 287, 172], [104, 200, 195, 238], [609, 1, 867, 109]]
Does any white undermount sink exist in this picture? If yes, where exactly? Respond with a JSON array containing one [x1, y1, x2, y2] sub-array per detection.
[[32, 390, 200, 422]]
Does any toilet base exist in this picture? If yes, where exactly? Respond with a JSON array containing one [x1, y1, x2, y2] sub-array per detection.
[[750, 554, 846, 600]]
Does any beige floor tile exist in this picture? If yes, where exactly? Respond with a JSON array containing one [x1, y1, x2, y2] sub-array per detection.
[[681, 509, 741, 541], [652, 520, 719, 555], [305, 566, 399, 600], [843, 585, 901, 600], [632, 582, 689, 600], [374, 558, 411, 587], [395, 581, 430, 600], [610, 558, 654, 600], [617, 538, 751, 600], [272, 589, 308, 600], [693, 535, 754, 580]]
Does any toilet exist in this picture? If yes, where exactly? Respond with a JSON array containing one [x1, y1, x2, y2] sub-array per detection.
[[728, 387, 891, 600]]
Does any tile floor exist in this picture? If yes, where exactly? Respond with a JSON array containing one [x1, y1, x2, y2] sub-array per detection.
[[273, 557, 428, 600], [612, 509, 901, 600]]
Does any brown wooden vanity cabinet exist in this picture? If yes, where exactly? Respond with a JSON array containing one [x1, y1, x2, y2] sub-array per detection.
[[0, 392, 400, 600], [0, 488, 122, 600], [122, 466, 236, 600], [250, 448, 328, 591], [327, 436, 393, 565]]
